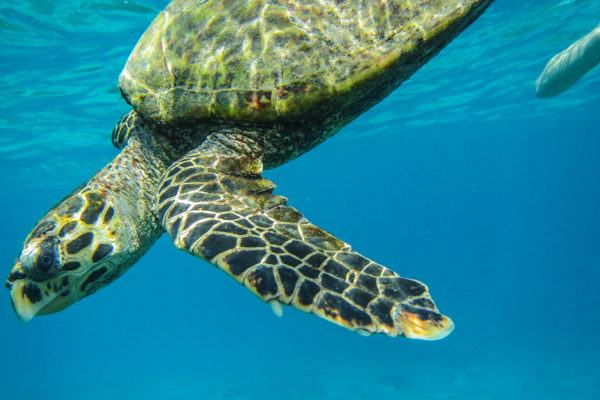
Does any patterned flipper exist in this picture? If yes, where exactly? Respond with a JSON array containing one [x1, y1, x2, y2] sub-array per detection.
[[156, 147, 453, 340]]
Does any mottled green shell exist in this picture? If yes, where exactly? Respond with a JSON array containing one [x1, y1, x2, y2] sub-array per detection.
[[119, 0, 491, 126]]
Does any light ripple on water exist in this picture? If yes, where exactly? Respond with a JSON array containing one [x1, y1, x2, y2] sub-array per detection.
[[0, 0, 599, 184]]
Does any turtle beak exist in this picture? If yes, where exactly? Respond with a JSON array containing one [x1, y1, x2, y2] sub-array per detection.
[[6, 261, 58, 322], [394, 304, 455, 341], [7, 261, 79, 321], [9, 279, 56, 322]]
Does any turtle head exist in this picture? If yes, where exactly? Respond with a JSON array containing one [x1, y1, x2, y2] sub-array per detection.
[[6, 188, 127, 321]]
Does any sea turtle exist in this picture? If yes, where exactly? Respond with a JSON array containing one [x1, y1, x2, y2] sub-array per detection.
[[6, 0, 493, 340]]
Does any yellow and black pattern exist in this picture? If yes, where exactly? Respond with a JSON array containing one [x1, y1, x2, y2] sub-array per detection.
[[7, 122, 172, 321], [112, 111, 142, 149], [156, 145, 453, 339], [5, 187, 128, 320]]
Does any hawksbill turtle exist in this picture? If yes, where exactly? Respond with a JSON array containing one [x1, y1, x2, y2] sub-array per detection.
[[6, 0, 493, 340]]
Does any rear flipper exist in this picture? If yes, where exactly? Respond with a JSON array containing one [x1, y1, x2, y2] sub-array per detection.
[[156, 144, 453, 340]]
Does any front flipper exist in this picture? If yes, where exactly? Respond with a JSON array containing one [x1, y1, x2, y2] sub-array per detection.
[[156, 147, 453, 340]]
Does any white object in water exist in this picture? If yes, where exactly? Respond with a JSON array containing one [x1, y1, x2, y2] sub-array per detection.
[[270, 300, 283, 318], [535, 23, 600, 98]]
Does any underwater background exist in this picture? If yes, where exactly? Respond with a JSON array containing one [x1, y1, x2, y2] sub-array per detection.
[[1, 0, 599, 399]]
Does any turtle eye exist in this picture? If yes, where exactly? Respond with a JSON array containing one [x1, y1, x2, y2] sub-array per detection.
[[27, 242, 59, 280], [35, 251, 55, 274]]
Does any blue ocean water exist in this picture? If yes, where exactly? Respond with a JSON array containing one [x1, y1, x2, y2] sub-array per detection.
[[1, 0, 599, 399]]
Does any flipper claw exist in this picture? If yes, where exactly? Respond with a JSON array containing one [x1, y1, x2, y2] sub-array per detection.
[[270, 300, 283, 318]]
